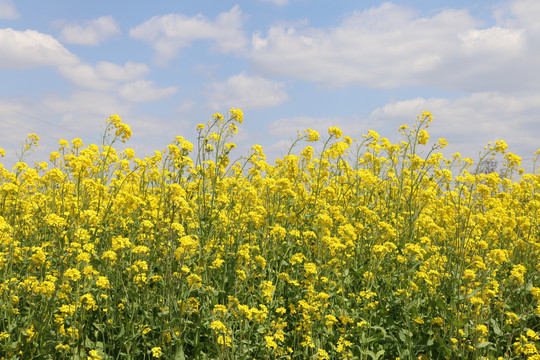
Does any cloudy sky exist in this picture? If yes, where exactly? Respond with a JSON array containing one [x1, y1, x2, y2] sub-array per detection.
[[1, 0, 539, 170]]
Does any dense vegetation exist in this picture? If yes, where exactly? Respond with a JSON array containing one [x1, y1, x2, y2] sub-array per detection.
[[1, 110, 539, 359]]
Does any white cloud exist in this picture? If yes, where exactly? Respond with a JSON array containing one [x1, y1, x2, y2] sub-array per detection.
[[0, 29, 158, 101], [54, 58, 175, 104], [206, 73, 288, 110], [264, 114, 371, 162], [175, 99, 196, 114], [458, 27, 525, 56], [249, 2, 537, 91], [261, 0, 289, 6], [262, 91, 540, 170], [0, 89, 184, 166], [0, 0, 18, 19], [58, 61, 152, 92], [0, 94, 120, 162], [0, 28, 79, 69], [368, 92, 540, 162], [505, 0, 540, 35], [44, 91, 131, 126], [118, 80, 177, 102], [58, 63, 116, 91], [130, 5, 247, 65], [95, 61, 149, 82], [58, 15, 120, 45], [268, 115, 367, 139], [0, 101, 44, 145]]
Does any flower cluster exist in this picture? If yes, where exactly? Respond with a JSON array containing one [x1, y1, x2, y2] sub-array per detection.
[[0, 109, 539, 359]]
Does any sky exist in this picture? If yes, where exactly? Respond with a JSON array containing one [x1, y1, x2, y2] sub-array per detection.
[[1, 0, 539, 172]]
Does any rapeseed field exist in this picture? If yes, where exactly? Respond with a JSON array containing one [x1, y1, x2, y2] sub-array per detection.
[[1, 110, 539, 359]]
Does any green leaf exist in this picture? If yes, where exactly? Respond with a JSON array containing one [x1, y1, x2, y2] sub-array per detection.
[[175, 346, 186, 360], [398, 329, 412, 342], [477, 341, 493, 349], [117, 326, 125, 339], [364, 350, 376, 359], [371, 325, 388, 336], [85, 335, 95, 348], [398, 331, 407, 342], [257, 326, 266, 333], [490, 319, 502, 336]]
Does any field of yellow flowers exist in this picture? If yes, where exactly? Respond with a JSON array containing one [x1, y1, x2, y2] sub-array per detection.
[[1, 110, 539, 359]]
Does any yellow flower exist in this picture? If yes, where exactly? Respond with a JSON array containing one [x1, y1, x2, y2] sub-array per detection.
[[476, 324, 488, 336], [526, 329, 539, 340], [462, 269, 476, 283], [305, 128, 320, 142], [139, 324, 151, 335], [217, 334, 232, 348], [317, 349, 330, 360], [213, 113, 224, 122], [55, 344, 70, 352], [237, 270, 247, 281], [87, 349, 102, 360], [213, 304, 228, 314], [24, 325, 36, 342], [255, 255, 267, 269], [230, 108, 244, 123], [59, 304, 76, 316], [494, 139, 508, 153], [510, 264, 526, 285], [96, 276, 111, 289], [336, 335, 352, 353], [290, 253, 306, 265], [487, 249, 509, 265], [505, 312, 519, 325], [325, 314, 338, 327], [64, 268, 81, 282], [211, 258, 225, 269], [186, 297, 200, 314], [210, 320, 228, 333], [187, 274, 202, 288], [80, 294, 97, 311], [304, 262, 317, 277], [34, 280, 56, 297], [123, 147, 135, 159], [438, 138, 448, 148], [265, 335, 278, 350], [260, 280, 275, 302], [328, 126, 343, 138], [418, 129, 429, 145], [151, 347, 163, 358], [101, 250, 117, 262]]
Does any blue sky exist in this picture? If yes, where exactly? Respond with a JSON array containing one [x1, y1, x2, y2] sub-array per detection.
[[1, 0, 539, 170]]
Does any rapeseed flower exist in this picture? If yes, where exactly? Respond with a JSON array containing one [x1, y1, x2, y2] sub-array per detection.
[[1, 110, 538, 358], [87, 350, 102, 360], [328, 126, 343, 138], [151, 347, 163, 358], [305, 129, 320, 142]]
